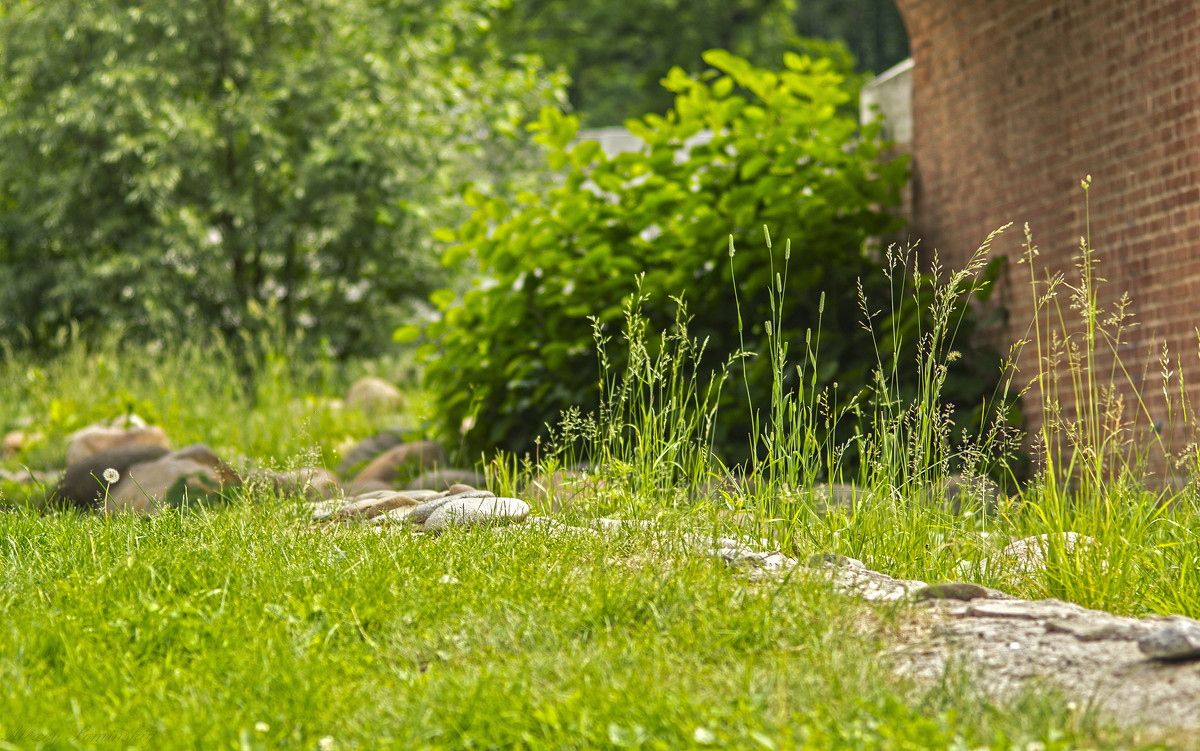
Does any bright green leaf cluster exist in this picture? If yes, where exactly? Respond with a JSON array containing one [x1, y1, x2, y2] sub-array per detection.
[[419, 51, 1001, 469]]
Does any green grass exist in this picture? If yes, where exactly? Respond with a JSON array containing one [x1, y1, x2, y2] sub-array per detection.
[[0, 503, 1143, 749], [0, 328, 411, 479]]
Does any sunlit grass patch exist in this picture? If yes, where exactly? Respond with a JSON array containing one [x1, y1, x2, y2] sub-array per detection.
[[0, 504, 1133, 749]]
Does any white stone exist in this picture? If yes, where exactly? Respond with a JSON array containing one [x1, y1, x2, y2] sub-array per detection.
[[423, 496, 530, 533]]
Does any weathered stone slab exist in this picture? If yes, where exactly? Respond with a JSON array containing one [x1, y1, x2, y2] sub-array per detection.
[[710, 547, 797, 580], [965, 598, 1090, 621], [893, 594, 1200, 730], [1138, 618, 1200, 660], [828, 566, 927, 602], [1044, 617, 1152, 643]]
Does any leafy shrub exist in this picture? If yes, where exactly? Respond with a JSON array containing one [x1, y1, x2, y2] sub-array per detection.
[[0, 0, 562, 359], [415, 50, 1005, 469]]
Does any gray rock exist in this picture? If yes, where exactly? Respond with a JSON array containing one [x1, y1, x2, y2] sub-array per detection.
[[402, 489, 449, 503], [680, 532, 765, 552], [161, 444, 241, 484], [405, 468, 488, 492], [309, 498, 345, 522], [346, 376, 403, 413], [442, 489, 495, 500], [423, 496, 530, 533], [367, 505, 424, 525], [429, 489, 491, 503], [334, 491, 421, 521], [352, 440, 446, 486], [51, 444, 171, 511], [1045, 617, 1152, 643], [336, 431, 403, 477], [893, 596, 1200, 730], [1138, 619, 1200, 660], [959, 531, 1099, 579], [964, 598, 1090, 621], [407, 495, 461, 525], [711, 548, 798, 580], [66, 423, 171, 466], [826, 565, 927, 602], [105, 444, 238, 514]]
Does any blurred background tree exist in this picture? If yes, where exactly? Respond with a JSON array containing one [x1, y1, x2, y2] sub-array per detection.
[[0, 0, 563, 359], [492, 0, 909, 126], [0, 0, 910, 363], [793, 0, 908, 75]]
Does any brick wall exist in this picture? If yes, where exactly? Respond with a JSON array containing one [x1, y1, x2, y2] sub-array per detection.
[[895, 0, 1200, 475]]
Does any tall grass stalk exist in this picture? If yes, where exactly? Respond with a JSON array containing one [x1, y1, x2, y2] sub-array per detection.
[[718, 225, 1014, 558], [860, 227, 1010, 497], [573, 276, 731, 509], [549, 191, 1200, 619]]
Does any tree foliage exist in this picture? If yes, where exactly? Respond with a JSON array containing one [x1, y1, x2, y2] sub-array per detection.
[[0, 0, 564, 357], [492, 0, 907, 126], [794, 0, 909, 75], [417, 51, 918, 464]]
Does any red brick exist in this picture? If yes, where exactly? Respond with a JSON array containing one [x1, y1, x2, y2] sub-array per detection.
[[897, 0, 1200, 464]]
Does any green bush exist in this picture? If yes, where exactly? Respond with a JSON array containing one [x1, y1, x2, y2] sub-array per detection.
[[415, 50, 1003, 469]]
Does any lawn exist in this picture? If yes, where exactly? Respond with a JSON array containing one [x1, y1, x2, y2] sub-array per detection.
[[0, 500, 1149, 750]]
